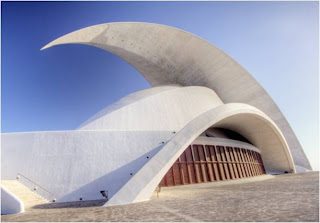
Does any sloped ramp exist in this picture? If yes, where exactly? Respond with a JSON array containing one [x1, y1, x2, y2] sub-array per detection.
[[1, 180, 48, 208]]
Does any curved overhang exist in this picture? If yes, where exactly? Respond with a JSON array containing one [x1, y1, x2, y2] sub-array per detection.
[[78, 85, 182, 129], [41, 22, 311, 170], [79, 85, 223, 131], [192, 137, 262, 154], [105, 103, 295, 206]]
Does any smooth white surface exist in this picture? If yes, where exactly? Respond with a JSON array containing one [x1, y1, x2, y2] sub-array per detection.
[[1, 186, 25, 215], [1, 86, 223, 203], [78, 85, 181, 129], [2, 86, 296, 206], [80, 86, 223, 131], [1, 130, 173, 202], [42, 22, 311, 170], [106, 103, 295, 206]]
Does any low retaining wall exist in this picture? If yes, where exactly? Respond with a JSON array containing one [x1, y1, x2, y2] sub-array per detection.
[[1, 186, 24, 215]]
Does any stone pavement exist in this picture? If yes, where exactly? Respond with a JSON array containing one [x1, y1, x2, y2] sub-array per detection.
[[1, 172, 318, 222]]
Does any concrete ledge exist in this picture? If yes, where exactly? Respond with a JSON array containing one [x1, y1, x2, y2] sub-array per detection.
[[1, 186, 25, 215]]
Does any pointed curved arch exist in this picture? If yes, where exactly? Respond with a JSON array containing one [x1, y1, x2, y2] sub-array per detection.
[[42, 22, 310, 170], [104, 103, 295, 206]]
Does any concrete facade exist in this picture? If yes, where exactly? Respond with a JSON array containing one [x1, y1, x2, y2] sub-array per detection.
[[42, 22, 310, 170], [1, 186, 25, 215], [1, 22, 311, 210]]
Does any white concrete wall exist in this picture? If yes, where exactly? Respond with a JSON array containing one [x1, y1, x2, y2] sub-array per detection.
[[1, 85, 297, 206], [1, 186, 24, 215], [1, 82, 297, 207], [1, 130, 173, 202], [1, 86, 223, 203]]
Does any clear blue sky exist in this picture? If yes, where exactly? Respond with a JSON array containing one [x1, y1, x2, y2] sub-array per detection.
[[1, 1, 319, 170]]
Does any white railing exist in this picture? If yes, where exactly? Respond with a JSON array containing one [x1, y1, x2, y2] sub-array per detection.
[[16, 173, 56, 202]]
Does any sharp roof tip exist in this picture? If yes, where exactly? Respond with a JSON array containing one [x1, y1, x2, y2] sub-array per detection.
[[40, 44, 50, 51]]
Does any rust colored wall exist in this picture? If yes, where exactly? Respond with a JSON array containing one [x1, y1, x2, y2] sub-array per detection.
[[159, 144, 265, 187]]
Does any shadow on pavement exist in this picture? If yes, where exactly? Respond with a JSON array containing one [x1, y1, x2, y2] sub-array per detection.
[[32, 199, 108, 209]]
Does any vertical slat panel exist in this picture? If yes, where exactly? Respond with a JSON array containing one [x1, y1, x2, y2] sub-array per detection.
[[252, 151, 260, 175], [249, 150, 258, 176], [242, 148, 254, 177], [210, 146, 221, 181], [256, 152, 263, 175], [246, 149, 254, 177], [228, 147, 239, 179], [197, 145, 209, 182], [225, 147, 235, 179], [248, 150, 257, 176], [164, 172, 168, 186], [219, 146, 231, 180], [255, 151, 262, 174], [185, 146, 195, 183], [191, 145, 201, 183], [172, 165, 177, 185], [250, 151, 257, 175], [178, 156, 185, 184], [252, 151, 260, 176], [239, 148, 249, 177], [242, 149, 253, 177], [202, 146, 211, 182], [245, 150, 255, 176], [250, 151, 259, 175], [232, 147, 242, 178], [204, 146, 215, 181], [215, 146, 226, 180], [255, 152, 262, 175], [159, 143, 266, 187], [181, 151, 190, 183], [235, 147, 245, 178]]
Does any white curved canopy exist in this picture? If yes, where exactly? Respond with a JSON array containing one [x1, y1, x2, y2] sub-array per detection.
[[42, 22, 311, 170], [106, 103, 296, 206], [79, 86, 223, 131], [1, 85, 296, 206]]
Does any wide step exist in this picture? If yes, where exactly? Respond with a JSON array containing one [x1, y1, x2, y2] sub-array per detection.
[[1, 180, 48, 207]]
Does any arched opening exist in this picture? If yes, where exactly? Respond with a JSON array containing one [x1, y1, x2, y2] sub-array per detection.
[[159, 128, 265, 187], [106, 104, 295, 206], [202, 128, 252, 144]]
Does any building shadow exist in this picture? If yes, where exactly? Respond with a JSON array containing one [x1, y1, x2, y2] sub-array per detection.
[[32, 145, 162, 209], [32, 199, 107, 209]]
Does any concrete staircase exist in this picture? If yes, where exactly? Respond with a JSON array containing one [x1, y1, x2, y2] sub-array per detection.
[[1, 180, 48, 208]]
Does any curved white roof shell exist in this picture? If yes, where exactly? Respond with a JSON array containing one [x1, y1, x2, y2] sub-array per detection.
[[0, 85, 296, 206], [2, 22, 311, 209], [106, 102, 295, 206], [79, 86, 223, 131], [42, 22, 311, 170]]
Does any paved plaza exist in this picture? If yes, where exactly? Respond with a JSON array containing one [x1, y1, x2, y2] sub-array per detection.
[[1, 172, 319, 222]]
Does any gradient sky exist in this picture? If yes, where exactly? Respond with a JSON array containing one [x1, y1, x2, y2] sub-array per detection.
[[1, 1, 319, 170]]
